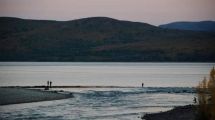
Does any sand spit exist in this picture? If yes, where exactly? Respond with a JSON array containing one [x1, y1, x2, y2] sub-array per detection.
[[0, 88, 73, 105]]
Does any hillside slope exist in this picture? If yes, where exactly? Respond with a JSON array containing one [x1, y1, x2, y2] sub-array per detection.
[[0, 17, 215, 62]]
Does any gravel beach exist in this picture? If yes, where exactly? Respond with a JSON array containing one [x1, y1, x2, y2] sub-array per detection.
[[0, 88, 73, 105], [142, 105, 197, 120]]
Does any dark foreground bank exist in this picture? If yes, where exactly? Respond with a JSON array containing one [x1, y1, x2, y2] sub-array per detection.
[[0, 88, 73, 105], [142, 105, 197, 120]]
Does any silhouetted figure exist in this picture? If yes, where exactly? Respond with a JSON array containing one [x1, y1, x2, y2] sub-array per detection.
[[193, 97, 197, 104], [50, 81, 52, 88], [142, 83, 144, 87], [45, 81, 50, 90], [47, 81, 50, 87]]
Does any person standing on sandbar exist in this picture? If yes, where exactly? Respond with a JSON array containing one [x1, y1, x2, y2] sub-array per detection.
[[142, 83, 144, 87], [47, 81, 50, 88], [45, 81, 50, 90], [50, 81, 52, 88]]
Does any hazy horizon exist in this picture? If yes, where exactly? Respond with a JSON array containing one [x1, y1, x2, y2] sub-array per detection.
[[0, 0, 215, 25], [1, 16, 215, 26]]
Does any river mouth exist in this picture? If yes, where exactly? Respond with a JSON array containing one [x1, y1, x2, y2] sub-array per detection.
[[0, 87, 195, 120]]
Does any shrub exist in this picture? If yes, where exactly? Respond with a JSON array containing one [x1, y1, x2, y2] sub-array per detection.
[[197, 67, 215, 120]]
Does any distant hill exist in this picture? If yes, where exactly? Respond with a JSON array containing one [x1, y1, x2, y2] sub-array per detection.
[[159, 21, 215, 32], [0, 17, 215, 62]]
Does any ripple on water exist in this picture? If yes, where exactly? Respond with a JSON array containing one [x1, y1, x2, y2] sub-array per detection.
[[0, 87, 195, 120]]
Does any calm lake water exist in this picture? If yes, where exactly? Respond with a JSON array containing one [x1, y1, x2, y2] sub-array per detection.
[[0, 62, 214, 87], [0, 62, 214, 120]]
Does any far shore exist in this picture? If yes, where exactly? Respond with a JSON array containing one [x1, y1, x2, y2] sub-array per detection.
[[0, 88, 73, 105]]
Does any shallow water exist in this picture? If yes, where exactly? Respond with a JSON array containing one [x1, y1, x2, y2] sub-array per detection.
[[0, 62, 214, 119], [0, 87, 195, 120]]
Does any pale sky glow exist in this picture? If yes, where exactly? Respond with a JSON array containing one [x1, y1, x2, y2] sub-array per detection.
[[0, 0, 215, 25]]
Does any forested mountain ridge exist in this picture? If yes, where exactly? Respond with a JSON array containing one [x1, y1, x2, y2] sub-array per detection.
[[0, 17, 215, 62]]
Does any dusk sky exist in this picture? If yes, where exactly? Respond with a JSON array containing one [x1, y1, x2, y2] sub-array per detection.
[[0, 0, 215, 25]]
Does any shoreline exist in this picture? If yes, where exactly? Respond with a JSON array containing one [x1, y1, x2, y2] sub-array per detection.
[[0, 86, 195, 88], [0, 86, 139, 88], [142, 105, 197, 120], [0, 88, 73, 105]]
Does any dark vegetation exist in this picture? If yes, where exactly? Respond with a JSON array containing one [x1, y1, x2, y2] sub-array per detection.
[[0, 17, 215, 61], [197, 67, 215, 120]]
